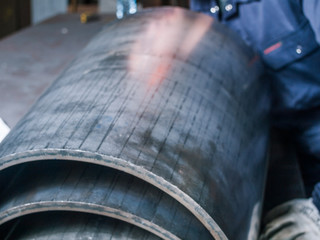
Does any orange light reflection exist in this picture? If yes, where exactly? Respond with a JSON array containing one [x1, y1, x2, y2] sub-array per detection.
[[128, 9, 213, 87]]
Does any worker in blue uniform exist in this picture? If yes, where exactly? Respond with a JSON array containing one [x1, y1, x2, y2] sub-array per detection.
[[190, 0, 320, 239]]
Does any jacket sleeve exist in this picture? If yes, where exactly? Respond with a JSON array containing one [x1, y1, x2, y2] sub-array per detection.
[[303, 0, 320, 44]]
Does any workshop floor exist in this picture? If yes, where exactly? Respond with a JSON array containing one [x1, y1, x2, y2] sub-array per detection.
[[0, 13, 115, 128]]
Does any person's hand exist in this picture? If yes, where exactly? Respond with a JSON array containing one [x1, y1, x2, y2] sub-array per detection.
[[259, 199, 320, 240]]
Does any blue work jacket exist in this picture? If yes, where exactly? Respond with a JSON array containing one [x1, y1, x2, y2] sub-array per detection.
[[190, 0, 320, 115]]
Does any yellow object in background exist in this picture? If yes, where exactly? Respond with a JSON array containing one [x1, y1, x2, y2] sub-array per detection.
[[80, 13, 99, 23]]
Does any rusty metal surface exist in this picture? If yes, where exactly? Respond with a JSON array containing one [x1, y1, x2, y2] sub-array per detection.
[[0, 13, 115, 128], [0, 7, 270, 240], [0, 212, 161, 240]]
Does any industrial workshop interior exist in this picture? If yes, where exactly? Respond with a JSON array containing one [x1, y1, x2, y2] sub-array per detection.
[[0, 0, 319, 239]]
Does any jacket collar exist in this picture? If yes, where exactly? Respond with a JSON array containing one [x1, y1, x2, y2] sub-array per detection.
[[220, 0, 259, 20]]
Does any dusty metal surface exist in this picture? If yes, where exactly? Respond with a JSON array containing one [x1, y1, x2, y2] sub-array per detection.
[[0, 161, 211, 239], [0, 7, 270, 240], [0, 212, 161, 240]]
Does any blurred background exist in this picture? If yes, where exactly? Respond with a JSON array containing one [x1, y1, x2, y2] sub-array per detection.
[[0, 0, 190, 39]]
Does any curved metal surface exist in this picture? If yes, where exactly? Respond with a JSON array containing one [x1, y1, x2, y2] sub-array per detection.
[[0, 7, 270, 239], [0, 212, 161, 239], [0, 161, 211, 240]]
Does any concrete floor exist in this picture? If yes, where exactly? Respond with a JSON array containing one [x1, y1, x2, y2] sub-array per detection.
[[0, 13, 115, 128]]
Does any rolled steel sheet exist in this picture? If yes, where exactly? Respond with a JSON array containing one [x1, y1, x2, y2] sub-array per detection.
[[0, 212, 161, 239], [0, 7, 270, 239], [0, 161, 211, 239]]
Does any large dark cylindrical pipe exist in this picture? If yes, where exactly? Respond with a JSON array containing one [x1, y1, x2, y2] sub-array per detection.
[[0, 7, 270, 240]]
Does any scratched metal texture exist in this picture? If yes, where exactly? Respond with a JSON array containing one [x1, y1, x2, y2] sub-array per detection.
[[0, 211, 161, 240], [0, 7, 270, 240], [0, 161, 211, 239]]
